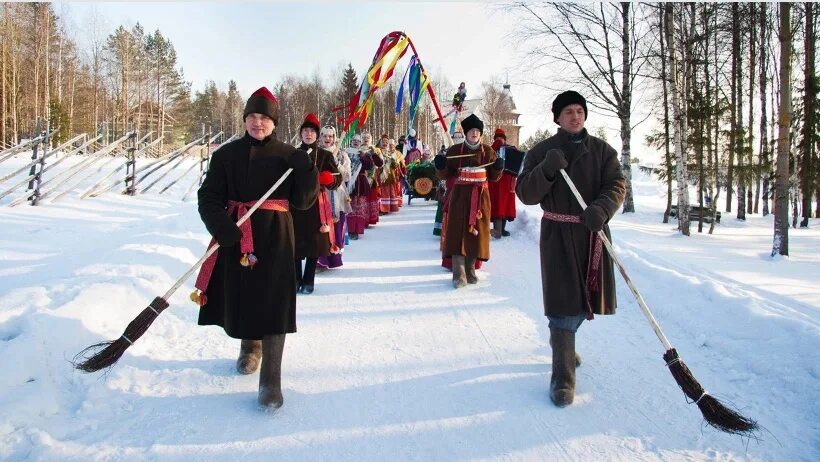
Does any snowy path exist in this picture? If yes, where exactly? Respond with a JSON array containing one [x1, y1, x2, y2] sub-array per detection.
[[0, 161, 817, 460]]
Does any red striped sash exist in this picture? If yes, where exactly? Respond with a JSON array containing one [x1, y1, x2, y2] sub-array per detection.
[[542, 210, 603, 320]]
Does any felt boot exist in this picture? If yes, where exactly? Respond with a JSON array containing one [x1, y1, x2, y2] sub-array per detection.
[[237, 339, 262, 375], [258, 334, 286, 411], [549, 328, 576, 407], [491, 219, 503, 239], [452, 255, 467, 289], [465, 256, 478, 284]]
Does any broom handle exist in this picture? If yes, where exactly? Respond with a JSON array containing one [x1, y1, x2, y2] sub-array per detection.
[[162, 162, 302, 300], [559, 168, 674, 351]]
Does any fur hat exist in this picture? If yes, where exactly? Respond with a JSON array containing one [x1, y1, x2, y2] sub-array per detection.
[[320, 125, 337, 137], [460, 114, 484, 134], [243, 87, 279, 124], [299, 113, 321, 133], [351, 134, 362, 142], [494, 128, 506, 139], [551, 90, 587, 123]]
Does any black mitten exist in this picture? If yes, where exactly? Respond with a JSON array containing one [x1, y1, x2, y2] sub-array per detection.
[[215, 222, 242, 247], [492, 157, 504, 170], [289, 150, 313, 172], [541, 149, 568, 178], [581, 204, 607, 233]]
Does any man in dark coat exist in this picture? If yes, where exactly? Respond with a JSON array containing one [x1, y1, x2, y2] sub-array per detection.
[[196, 86, 319, 411], [515, 90, 625, 407], [434, 114, 504, 288], [488, 128, 523, 238], [292, 112, 341, 295]]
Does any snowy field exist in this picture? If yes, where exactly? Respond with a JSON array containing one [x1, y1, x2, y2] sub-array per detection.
[[0, 152, 818, 461]]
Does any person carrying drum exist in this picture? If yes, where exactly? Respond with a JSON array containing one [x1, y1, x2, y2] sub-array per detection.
[[434, 114, 504, 288]]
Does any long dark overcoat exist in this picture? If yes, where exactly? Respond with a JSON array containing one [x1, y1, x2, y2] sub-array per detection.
[[292, 142, 342, 258], [436, 142, 503, 261], [515, 128, 625, 317], [197, 132, 319, 339]]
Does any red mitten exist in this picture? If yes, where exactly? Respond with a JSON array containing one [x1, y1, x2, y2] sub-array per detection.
[[319, 170, 334, 186]]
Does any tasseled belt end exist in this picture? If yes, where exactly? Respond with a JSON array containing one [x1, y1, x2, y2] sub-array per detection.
[[239, 252, 258, 268], [190, 290, 208, 306]]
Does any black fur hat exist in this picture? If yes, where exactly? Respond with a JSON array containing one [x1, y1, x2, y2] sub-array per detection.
[[551, 90, 587, 124]]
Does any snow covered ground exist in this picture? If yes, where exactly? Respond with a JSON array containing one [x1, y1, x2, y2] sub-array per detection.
[[0, 153, 818, 461]]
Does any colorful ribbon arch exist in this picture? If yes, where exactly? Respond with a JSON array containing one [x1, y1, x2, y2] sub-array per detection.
[[336, 31, 449, 144]]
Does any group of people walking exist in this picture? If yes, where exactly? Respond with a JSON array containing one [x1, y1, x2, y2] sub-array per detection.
[[194, 85, 626, 413]]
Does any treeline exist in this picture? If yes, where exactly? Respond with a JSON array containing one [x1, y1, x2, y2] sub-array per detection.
[[512, 2, 818, 244], [0, 3, 487, 153]]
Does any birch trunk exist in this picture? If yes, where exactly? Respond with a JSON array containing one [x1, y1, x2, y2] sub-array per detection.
[[772, 2, 791, 256]]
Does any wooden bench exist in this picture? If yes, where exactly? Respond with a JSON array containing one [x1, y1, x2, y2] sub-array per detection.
[[669, 205, 722, 224]]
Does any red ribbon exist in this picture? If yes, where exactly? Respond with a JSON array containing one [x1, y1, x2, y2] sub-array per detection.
[[194, 199, 289, 293], [542, 210, 603, 320], [317, 188, 339, 253], [455, 178, 487, 235]]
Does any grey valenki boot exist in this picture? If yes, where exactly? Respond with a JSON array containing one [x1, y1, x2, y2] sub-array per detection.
[[451, 255, 468, 289], [549, 328, 576, 407], [550, 333, 582, 367], [236, 339, 262, 375], [465, 256, 478, 284], [491, 218, 503, 239], [258, 334, 286, 411]]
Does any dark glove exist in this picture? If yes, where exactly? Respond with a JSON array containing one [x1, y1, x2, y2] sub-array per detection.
[[434, 154, 447, 170], [289, 150, 313, 172], [215, 222, 242, 247], [541, 149, 568, 178], [492, 156, 504, 170], [581, 204, 607, 233], [319, 170, 334, 186]]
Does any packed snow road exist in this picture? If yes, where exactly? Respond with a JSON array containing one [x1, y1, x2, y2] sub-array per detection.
[[0, 176, 816, 460]]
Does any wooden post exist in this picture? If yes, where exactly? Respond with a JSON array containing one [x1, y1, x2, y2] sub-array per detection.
[[125, 131, 138, 195]]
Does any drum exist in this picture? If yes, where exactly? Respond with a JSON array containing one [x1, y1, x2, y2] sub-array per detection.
[[456, 166, 487, 183], [407, 161, 438, 199], [413, 177, 434, 195]]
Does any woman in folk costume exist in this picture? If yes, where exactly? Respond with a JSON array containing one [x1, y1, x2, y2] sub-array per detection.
[[345, 134, 372, 240], [360, 132, 384, 226], [292, 113, 342, 295], [196, 87, 318, 411], [488, 128, 522, 238], [390, 138, 407, 209], [377, 134, 402, 214], [434, 114, 503, 288], [317, 125, 351, 270]]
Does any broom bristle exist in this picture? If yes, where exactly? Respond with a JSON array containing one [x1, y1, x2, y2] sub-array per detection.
[[73, 297, 169, 373], [73, 338, 130, 372], [663, 348, 759, 436]]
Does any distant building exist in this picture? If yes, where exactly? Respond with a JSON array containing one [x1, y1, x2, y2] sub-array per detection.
[[454, 83, 522, 147]]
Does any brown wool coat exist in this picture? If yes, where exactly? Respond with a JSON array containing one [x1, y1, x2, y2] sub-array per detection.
[[515, 129, 625, 317], [197, 132, 319, 339], [292, 143, 342, 258], [437, 142, 503, 260]]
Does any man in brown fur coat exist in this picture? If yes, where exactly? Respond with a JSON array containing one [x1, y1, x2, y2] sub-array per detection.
[[515, 90, 625, 407]]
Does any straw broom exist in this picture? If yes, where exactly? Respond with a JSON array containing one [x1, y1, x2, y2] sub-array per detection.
[[559, 168, 758, 436], [73, 166, 297, 372]]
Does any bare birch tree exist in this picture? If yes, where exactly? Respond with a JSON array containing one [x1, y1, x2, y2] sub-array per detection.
[[772, 3, 792, 256]]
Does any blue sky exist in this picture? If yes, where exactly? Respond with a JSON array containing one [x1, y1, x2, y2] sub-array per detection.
[[57, 2, 588, 142]]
